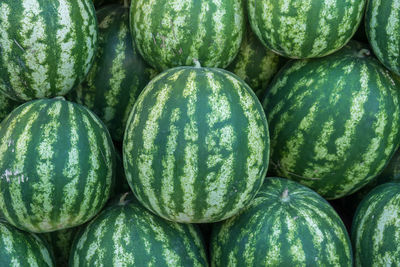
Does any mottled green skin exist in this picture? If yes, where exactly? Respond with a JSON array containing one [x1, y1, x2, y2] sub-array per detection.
[[0, 98, 116, 233], [0, 220, 54, 266], [131, 0, 244, 71], [366, 0, 400, 75], [247, 0, 366, 59], [226, 27, 284, 98], [263, 41, 400, 199], [0, 92, 20, 122], [211, 177, 353, 266], [0, 0, 98, 101], [123, 66, 269, 223], [70, 4, 155, 142], [42, 227, 80, 267], [352, 183, 400, 266], [70, 193, 208, 267]]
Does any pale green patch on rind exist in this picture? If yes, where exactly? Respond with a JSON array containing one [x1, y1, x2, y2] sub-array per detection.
[[31, 102, 62, 231], [112, 213, 135, 266]]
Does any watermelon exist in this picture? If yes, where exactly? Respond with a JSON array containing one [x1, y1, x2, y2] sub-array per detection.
[[69, 4, 156, 142], [0, 219, 54, 266], [226, 27, 284, 98], [0, 0, 98, 101], [70, 193, 208, 266], [351, 182, 400, 266], [123, 66, 269, 223], [365, 0, 400, 75], [0, 98, 115, 233], [247, 0, 366, 59], [211, 177, 353, 266], [0, 92, 20, 123], [262, 41, 400, 199], [130, 0, 244, 71]]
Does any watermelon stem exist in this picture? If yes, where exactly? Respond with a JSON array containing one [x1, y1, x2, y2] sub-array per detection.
[[193, 58, 202, 68], [281, 189, 290, 202], [356, 49, 370, 58]]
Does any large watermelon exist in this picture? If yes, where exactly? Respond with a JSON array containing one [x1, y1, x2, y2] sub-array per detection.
[[0, 98, 115, 233], [70, 193, 208, 266], [351, 182, 400, 266], [247, 0, 366, 59], [70, 4, 156, 142], [211, 177, 353, 266], [263, 41, 400, 199], [130, 0, 244, 71], [0, 219, 54, 266], [123, 66, 269, 223], [226, 26, 284, 98], [0, 0, 98, 101]]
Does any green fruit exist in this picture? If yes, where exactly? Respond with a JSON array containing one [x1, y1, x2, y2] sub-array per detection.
[[0, 220, 54, 266], [123, 66, 269, 223], [70, 193, 208, 266], [351, 182, 400, 266], [130, 0, 244, 71], [211, 177, 353, 266], [263, 41, 400, 199], [365, 0, 400, 75], [0, 0, 98, 101], [0, 98, 115, 233], [247, 0, 366, 58]]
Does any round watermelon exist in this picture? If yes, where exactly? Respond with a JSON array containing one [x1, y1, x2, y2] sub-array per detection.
[[247, 0, 366, 59], [0, 98, 115, 233], [351, 182, 400, 266], [263, 41, 400, 199], [365, 0, 400, 75], [211, 177, 353, 266], [0, 220, 54, 266], [70, 4, 156, 142], [70, 193, 208, 266], [130, 0, 245, 71], [0, 0, 98, 101], [123, 66, 269, 223]]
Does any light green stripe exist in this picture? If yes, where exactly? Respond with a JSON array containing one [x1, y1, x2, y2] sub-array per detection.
[[55, 0, 76, 95], [104, 19, 128, 123], [178, 71, 199, 221], [31, 102, 62, 231], [112, 213, 135, 266], [60, 103, 80, 225], [207, 0, 226, 66], [161, 108, 180, 217], [286, 214, 306, 264], [21, 0, 50, 98], [368, 0, 383, 60], [386, 0, 400, 70], [137, 83, 173, 216], [84, 218, 108, 264], [0, 3, 27, 99], [189, 1, 210, 64], [265, 216, 282, 265]]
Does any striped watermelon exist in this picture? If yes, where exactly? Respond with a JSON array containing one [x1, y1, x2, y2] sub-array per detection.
[[247, 0, 366, 59], [211, 177, 353, 266], [130, 0, 244, 71], [263, 41, 400, 199], [0, 0, 98, 101], [0, 219, 54, 266], [226, 27, 284, 98], [0, 92, 20, 123], [70, 193, 208, 266], [123, 66, 269, 223], [0, 98, 115, 233], [351, 182, 400, 266], [70, 4, 156, 142], [365, 0, 400, 75]]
